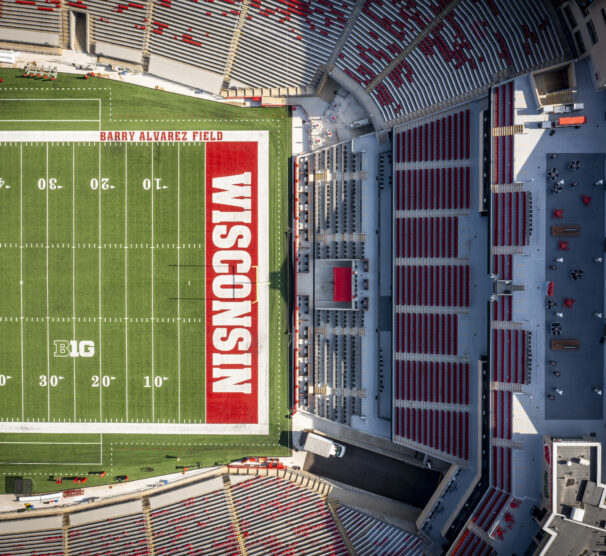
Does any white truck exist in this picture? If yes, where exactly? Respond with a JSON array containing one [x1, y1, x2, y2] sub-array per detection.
[[303, 433, 346, 458]]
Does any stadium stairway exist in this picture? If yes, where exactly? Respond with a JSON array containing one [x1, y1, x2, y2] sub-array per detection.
[[222, 474, 249, 556]]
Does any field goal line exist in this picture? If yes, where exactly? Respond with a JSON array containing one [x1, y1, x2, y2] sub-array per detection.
[[0, 99, 102, 129]]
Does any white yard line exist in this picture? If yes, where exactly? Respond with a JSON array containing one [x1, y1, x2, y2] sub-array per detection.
[[19, 144, 24, 422], [45, 143, 50, 421], [98, 143, 103, 422], [124, 145, 129, 422], [0, 119, 99, 123], [151, 143, 155, 422], [177, 143, 181, 422], [72, 143, 76, 421]]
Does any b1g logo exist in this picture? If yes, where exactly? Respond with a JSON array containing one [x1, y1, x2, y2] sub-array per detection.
[[54, 340, 95, 358]]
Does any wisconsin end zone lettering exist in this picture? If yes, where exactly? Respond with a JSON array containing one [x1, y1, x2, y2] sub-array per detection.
[[206, 142, 259, 424]]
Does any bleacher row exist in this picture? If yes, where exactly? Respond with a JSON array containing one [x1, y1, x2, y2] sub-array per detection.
[[0, 0, 61, 33], [492, 390, 512, 439], [336, 0, 563, 120], [395, 217, 459, 258], [231, 476, 348, 555], [151, 487, 238, 555], [394, 312, 458, 355], [395, 361, 470, 405], [493, 81, 514, 182], [337, 505, 425, 556], [395, 167, 471, 211], [69, 512, 149, 555], [493, 253, 513, 280], [395, 109, 471, 163], [492, 294, 512, 322], [150, 0, 241, 76], [492, 329, 528, 385], [493, 192, 528, 246], [0, 529, 63, 556], [472, 487, 511, 534], [86, 0, 148, 53], [450, 528, 492, 556], [312, 331, 362, 424], [230, 0, 356, 88], [0, 475, 427, 555], [395, 407, 469, 460], [492, 446, 512, 493], [395, 264, 470, 307]]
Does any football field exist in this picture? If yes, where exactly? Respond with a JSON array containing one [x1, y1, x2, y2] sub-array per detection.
[[0, 70, 290, 490]]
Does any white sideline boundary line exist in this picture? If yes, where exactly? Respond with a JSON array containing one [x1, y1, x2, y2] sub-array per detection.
[[0, 422, 269, 434], [72, 143, 76, 421], [151, 143, 155, 421], [0, 441, 101, 445], [0, 462, 101, 466], [124, 144, 128, 422], [98, 142, 103, 422], [0, 119, 99, 122], [45, 143, 50, 421], [19, 144, 24, 421], [177, 143, 181, 423]]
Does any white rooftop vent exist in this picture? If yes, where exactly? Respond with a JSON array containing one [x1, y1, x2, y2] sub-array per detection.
[[570, 507, 585, 522]]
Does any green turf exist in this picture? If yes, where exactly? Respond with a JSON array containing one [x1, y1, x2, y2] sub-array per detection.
[[0, 69, 291, 493]]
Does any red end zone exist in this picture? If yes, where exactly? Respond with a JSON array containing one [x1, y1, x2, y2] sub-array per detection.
[[206, 141, 259, 424]]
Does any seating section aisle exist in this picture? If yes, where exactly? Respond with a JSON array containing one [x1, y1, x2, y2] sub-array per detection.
[[231, 476, 349, 555], [150, 487, 239, 555], [150, 0, 240, 75], [0, 528, 63, 556], [0, 0, 61, 33], [337, 505, 425, 555], [68, 512, 150, 555], [336, 0, 564, 121], [231, 0, 356, 88]]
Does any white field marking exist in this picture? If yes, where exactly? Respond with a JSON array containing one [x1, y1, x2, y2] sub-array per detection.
[[0, 462, 102, 466], [124, 144, 128, 422], [72, 143, 76, 420], [177, 142, 181, 422], [98, 142, 102, 421], [0, 98, 103, 101], [98, 99, 101, 132], [0, 421, 269, 434], [100, 432, 103, 464], [19, 143, 24, 421], [203, 143, 206, 424], [0, 441, 101, 445], [45, 143, 50, 421], [0, 120, 99, 122], [151, 143, 155, 421]]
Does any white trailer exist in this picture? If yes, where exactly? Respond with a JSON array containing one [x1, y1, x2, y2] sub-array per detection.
[[303, 433, 346, 458]]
